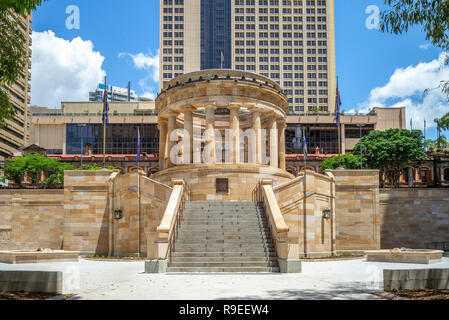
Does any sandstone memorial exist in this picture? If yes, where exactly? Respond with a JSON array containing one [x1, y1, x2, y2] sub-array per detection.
[[0, 70, 448, 275]]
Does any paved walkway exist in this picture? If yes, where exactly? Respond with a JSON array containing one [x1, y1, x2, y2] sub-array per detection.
[[1, 258, 448, 300]]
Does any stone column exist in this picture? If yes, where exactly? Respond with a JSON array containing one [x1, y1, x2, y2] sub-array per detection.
[[341, 123, 346, 155], [167, 113, 177, 168], [229, 105, 240, 164], [205, 105, 216, 164], [183, 108, 195, 165], [252, 110, 262, 165], [269, 117, 278, 168], [278, 121, 286, 171], [62, 124, 67, 155], [158, 119, 168, 170]]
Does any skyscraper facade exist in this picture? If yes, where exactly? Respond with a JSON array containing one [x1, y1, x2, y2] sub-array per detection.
[[159, 0, 336, 114], [0, 12, 32, 161]]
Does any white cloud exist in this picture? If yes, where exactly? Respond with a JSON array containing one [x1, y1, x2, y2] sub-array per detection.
[[30, 31, 106, 109], [119, 50, 159, 99], [356, 53, 449, 130], [141, 92, 156, 101], [419, 43, 431, 50]]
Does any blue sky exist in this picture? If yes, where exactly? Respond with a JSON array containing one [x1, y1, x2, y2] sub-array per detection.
[[30, 0, 448, 139]]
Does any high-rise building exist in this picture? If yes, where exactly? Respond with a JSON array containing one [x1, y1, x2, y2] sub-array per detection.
[[89, 83, 153, 102], [159, 0, 336, 114], [0, 12, 32, 162]]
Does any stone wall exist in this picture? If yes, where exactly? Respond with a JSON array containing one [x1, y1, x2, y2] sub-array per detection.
[[112, 172, 172, 256], [380, 188, 449, 249], [330, 170, 381, 252], [0, 190, 64, 251], [63, 170, 112, 255], [153, 163, 293, 202], [273, 170, 336, 258]]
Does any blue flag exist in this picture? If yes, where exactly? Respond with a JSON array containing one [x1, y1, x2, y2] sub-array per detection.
[[136, 127, 141, 164], [102, 84, 109, 126], [302, 129, 308, 160]]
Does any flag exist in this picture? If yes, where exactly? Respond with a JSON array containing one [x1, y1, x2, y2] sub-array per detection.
[[102, 82, 109, 126], [127, 81, 131, 102], [221, 51, 224, 69], [136, 127, 141, 164], [335, 81, 342, 126], [302, 129, 308, 160]]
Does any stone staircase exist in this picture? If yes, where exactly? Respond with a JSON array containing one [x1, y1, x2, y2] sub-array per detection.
[[167, 201, 280, 273]]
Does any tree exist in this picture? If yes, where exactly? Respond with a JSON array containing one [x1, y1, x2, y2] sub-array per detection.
[[321, 154, 361, 171], [379, 0, 449, 50], [352, 129, 428, 188], [379, 1, 449, 97], [0, 0, 48, 127], [0, 0, 48, 14], [439, 112, 449, 131], [2, 153, 74, 188]]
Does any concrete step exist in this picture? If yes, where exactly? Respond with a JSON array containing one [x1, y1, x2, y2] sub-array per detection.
[[175, 242, 273, 247], [177, 226, 271, 232], [176, 231, 271, 237], [166, 267, 280, 273], [180, 220, 268, 225], [171, 252, 278, 258], [174, 246, 275, 252], [170, 201, 277, 273], [170, 256, 276, 263], [183, 212, 264, 216], [168, 261, 278, 268], [176, 235, 273, 241]]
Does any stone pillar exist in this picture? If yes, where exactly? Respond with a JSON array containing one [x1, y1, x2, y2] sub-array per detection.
[[205, 105, 216, 164], [158, 119, 168, 170], [341, 123, 346, 155], [229, 105, 240, 164], [167, 113, 177, 168], [62, 124, 67, 155], [269, 117, 278, 168], [278, 121, 286, 171], [183, 108, 194, 165], [252, 110, 262, 165]]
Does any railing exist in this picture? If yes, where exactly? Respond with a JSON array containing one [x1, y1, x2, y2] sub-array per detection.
[[156, 180, 190, 260], [253, 179, 290, 260]]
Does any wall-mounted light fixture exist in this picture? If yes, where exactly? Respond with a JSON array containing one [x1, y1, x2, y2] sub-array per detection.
[[322, 208, 331, 220], [114, 209, 123, 220]]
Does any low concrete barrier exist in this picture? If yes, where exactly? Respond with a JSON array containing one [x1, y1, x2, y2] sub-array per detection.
[[0, 271, 62, 294], [384, 269, 449, 291]]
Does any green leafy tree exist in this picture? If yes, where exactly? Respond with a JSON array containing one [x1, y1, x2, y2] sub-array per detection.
[[439, 112, 449, 131], [352, 129, 428, 188], [379, 0, 449, 96], [380, 0, 449, 50], [0, 0, 48, 13], [0, 0, 48, 127], [321, 154, 361, 171], [79, 164, 116, 171], [3, 153, 73, 188], [424, 138, 438, 151]]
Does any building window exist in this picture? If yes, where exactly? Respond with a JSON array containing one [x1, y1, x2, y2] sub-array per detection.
[[216, 178, 229, 194], [421, 170, 428, 183], [444, 168, 449, 182]]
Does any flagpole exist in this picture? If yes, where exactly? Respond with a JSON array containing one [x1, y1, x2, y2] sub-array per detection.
[[103, 77, 107, 167], [336, 76, 341, 156], [136, 127, 141, 257]]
